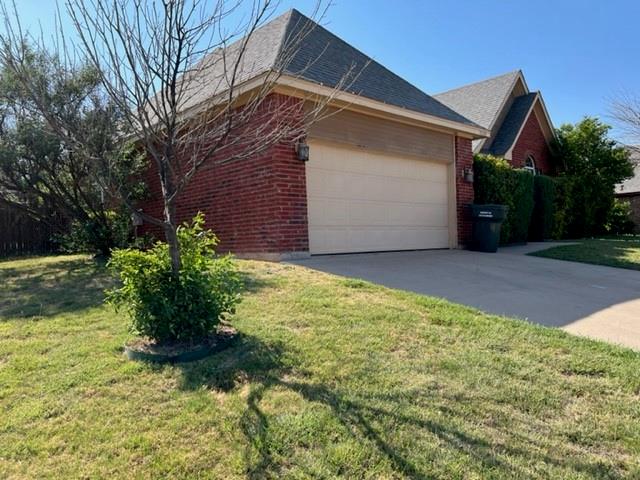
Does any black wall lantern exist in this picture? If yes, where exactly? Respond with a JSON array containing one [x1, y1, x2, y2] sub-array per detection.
[[295, 140, 310, 162], [463, 166, 474, 183], [131, 210, 143, 226]]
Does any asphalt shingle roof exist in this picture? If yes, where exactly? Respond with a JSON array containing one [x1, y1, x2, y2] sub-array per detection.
[[179, 9, 479, 128], [433, 71, 521, 130], [484, 93, 537, 156]]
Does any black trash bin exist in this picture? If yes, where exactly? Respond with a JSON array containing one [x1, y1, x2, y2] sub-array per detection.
[[469, 204, 509, 253]]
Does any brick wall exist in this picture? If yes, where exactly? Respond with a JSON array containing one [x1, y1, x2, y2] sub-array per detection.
[[455, 136, 474, 246], [138, 93, 309, 258], [510, 110, 554, 175]]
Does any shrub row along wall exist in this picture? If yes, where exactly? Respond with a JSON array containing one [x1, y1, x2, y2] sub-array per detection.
[[473, 155, 534, 244], [472, 154, 633, 243], [530, 175, 556, 241]]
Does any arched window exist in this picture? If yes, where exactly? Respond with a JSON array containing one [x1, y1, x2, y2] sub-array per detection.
[[524, 155, 536, 174]]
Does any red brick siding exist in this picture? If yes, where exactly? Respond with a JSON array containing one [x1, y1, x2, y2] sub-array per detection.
[[455, 136, 474, 246], [138, 93, 308, 256], [510, 110, 554, 175]]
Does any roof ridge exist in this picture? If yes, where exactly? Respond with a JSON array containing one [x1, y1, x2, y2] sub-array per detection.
[[174, 7, 484, 130], [434, 69, 521, 97], [280, 9, 429, 100]]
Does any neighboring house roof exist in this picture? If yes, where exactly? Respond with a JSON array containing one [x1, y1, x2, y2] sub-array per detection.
[[177, 9, 484, 134], [434, 70, 555, 157], [616, 147, 640, 195]]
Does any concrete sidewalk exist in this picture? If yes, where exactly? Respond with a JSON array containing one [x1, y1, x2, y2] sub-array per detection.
[[291, 243, 640, 350]]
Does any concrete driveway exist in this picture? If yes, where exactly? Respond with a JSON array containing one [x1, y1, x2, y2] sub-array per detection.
[[292, 243, 640, 350]]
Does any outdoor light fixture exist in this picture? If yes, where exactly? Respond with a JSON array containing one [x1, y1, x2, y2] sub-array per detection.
[[463, 166, 474, 183], [131, 211, 143, 226], [295, 140, 310, 162]]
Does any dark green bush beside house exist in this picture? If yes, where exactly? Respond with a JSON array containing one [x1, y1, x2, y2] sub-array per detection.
[[550, 176, 571, 240], [510, 170, 535, 243], [473, 155, 534, 244], [529, 175, 556, 241]]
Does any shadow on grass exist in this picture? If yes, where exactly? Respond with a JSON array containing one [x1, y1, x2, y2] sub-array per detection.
[[239, 270, 280, 294], [0, 256, 111, 319], [175, 337, 620, 479]]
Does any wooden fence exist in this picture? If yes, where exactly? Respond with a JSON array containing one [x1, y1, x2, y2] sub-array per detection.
[[0, 206, 60, 257]]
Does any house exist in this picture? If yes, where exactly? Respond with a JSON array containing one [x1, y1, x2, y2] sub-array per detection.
[[615, 147, 640, 232], [434, 70, 557, 174], [139, 9, 491, 259]]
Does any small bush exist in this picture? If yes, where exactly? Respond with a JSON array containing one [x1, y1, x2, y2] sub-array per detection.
[[106, 213, 241, 343], [529, 175, 556, 241], [60, 209, 133, 257], [605, 199, 635, 234]]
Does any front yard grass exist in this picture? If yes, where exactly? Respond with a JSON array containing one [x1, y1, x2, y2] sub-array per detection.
[[529, 236, 640, 271], [1, 255, 640, 479]]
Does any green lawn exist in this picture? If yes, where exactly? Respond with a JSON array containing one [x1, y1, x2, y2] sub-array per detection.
[[529, 237, 640, 271], [1, 255, 640, 479]]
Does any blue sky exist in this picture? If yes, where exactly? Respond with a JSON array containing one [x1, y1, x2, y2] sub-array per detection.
[[12, 0, 640, 140]]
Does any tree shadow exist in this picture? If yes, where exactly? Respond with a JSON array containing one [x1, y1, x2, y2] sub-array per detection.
[[0, 257, 276, 321], [177, 333, 291, 392], [174, 337, 622, 479], [239, 270, 280, 294], [0, 256, 112, 320]]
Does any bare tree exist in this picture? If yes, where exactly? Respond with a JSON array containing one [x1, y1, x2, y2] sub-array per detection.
[[63, 0, 357, 275], [611, 92, 640, 145]]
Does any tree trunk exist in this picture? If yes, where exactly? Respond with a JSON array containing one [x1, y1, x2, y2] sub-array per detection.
[[163, 201, 181, 276]]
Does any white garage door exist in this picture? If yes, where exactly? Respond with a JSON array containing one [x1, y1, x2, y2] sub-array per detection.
[[306, 140, 450, 254]]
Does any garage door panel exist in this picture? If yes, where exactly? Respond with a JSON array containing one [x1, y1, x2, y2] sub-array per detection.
[[386, 203, 448, 227], [315, 143, 448, 181], [308, 169, 448, 205], [310, 199, 448, 229], [307, 141, 450, 254], [309, 226, 450, 254]]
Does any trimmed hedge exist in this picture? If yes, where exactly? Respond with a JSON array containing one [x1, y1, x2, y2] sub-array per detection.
[[473, 152, 634, 243], [551, 176, 571, 240], [529, 175, 556, 241], [473, 155, 534, 244]]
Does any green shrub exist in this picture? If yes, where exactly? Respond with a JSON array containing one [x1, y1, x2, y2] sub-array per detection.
[[529, 175, 556, 241], [106, 213, 241, 343], [555, 118, 633, 238], [59, 210, 132, 256], [550, 176, 572, 239], [510, 170, 535, 243], [605, 199, 635, 234], [473, 154, 534, 244], [473, 155, 513, 242]]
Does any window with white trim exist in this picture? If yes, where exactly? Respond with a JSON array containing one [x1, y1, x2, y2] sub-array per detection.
[[524, 155, 536, 174]]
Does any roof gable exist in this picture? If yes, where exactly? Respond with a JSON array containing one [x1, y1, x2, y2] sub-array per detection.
[[179, 9, 479, 129], [484, 93, 537, 156], [279, 10, 476, 126], [434, 70, 555, 155], [433, 71, 522, 130]]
